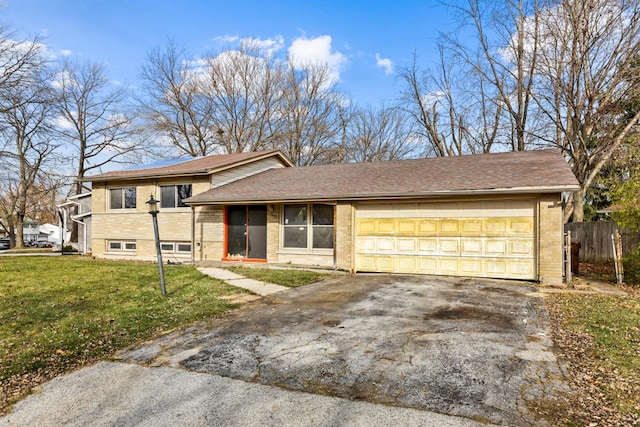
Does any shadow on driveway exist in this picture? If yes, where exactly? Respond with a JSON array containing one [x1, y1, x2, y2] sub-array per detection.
[[122, 274, 570, 425]]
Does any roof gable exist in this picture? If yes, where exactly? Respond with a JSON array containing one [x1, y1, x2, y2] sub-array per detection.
[[185, 149, 580, 204], [83, 150, 293, 182]]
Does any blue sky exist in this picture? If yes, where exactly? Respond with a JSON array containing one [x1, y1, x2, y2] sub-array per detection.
[[2, 0, 453, 106]]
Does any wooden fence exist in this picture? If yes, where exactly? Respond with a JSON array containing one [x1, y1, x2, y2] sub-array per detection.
[[564, 222, 640, 263]]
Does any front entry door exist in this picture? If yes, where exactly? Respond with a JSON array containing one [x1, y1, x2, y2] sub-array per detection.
[[227, 205, 267, 259]]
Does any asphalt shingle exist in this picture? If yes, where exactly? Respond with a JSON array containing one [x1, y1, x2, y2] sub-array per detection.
[[185, 149, 579, 204]]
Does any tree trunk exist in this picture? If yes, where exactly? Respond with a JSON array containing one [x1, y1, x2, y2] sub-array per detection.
[[571, 190, 584, 223]]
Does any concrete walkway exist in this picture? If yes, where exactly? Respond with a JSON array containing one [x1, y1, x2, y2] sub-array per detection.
[[197, 267, 288, 296]]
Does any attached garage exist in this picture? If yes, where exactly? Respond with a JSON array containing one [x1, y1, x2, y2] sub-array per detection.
[[354, 199, 536, 280]]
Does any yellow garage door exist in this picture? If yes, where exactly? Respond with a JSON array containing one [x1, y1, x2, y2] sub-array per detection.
[[355, 200, 536, 280]]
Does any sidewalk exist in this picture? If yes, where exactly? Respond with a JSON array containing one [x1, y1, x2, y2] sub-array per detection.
[[197, 267, 288, 296]]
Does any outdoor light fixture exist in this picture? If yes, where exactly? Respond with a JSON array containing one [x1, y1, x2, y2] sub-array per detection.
[[146, 194, 166, 296]]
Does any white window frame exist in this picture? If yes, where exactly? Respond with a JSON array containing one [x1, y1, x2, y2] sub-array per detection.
[[281, 203, 335, 252], [107, 240, 137, 252], [108, 187, 137, 210], [161, 241, 192, 254]]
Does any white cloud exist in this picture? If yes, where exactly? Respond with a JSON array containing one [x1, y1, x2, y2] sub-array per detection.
[[239, 35, 284, 55], [60, 49, 72, 57], [288, 35, 347, 83], [375, 53, 393, 74], [213, 35, 239, 44]]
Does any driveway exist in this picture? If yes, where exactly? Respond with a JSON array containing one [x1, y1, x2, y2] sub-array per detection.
[[121, 274, 568, 425], [1, 274, 570, 426]]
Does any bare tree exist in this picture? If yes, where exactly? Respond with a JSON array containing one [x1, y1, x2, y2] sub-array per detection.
[[0, 62, 56, 248], [531, 0, 640, 221], [200, 43, 283, 154], [399, 49, 500, 156], [345, 105, 416, 162], [138, 41, 219, 156], [54, 58, 141, 197], [273, 60, 344, 165]]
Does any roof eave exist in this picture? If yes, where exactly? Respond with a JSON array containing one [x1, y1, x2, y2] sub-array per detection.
[[185, 184, 581, 205], [82, 150, 293, 183]]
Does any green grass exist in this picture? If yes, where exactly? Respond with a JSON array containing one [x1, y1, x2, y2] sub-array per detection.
[[224, 266, 330, 287], [547, 292, 640, 417], [0, 256, 245, 412]]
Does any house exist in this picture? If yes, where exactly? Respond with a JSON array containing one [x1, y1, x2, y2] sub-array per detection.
[[58, 192, 93, 254], [84, 149, 579, 284]]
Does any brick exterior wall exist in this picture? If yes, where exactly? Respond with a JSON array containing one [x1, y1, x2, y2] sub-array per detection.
[[335, 201, 354, 271], [91, 177, 212, 261], [537, 193, 565, 284]]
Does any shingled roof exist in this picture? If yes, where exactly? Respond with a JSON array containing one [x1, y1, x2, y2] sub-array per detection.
[[185, 149, 579, 204], [83, 150, 292, 182]]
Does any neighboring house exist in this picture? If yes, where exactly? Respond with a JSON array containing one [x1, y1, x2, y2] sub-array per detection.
[[84, 149, 579, 284], [39, 223, 70, 245], [59, 192, 93, 254]]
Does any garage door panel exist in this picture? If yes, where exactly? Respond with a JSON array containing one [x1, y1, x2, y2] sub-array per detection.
[[418, 220, 438, 235], [397, 238, 417, 254], [510, 240, 533, 256], [378, 220, 395, 234], [396, 257, 416, 273], [417, 257, 437, 273], [357, 236, 377, 253], [460, 259, 483, 275], [439, 220, 459, 235], [438, 258, 460, 274], [439, 239, 460, 255], [461, 239, 483, 255], [461, 219, 483, 235], [355, 200, 535, 280], [375, 256, 395, 272], [509, 218, 534, 235], [418, 238, 438, 253], [376, 238, 395, 253], [397, 220, 417, 235], [486, 240, 508, 256]]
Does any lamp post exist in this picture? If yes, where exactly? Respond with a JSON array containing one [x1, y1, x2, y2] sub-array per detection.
[[146, 195, 166, 297]]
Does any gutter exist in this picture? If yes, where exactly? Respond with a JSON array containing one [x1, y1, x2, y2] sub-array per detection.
[[184, 185, 582, 206]]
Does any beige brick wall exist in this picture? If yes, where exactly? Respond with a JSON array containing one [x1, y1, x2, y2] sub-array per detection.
[[537, 193, 564, 284], [196, 205, 224, 261], [91, 177, 218, 261], [267, 204, 280, 261], [335, 201, 354, 271]]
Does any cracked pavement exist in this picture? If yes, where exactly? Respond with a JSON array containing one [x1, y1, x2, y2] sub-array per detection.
[[116, 274, 571, 426]]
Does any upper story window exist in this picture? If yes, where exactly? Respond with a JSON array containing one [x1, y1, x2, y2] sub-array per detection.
[[160, 184, 192, 208], [283, 203, 334, 250], [109, 187, 136, 209]]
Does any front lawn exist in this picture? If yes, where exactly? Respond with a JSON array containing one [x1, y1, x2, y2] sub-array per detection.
[[0, 256, 245, 414], [224, 266, 330, 287]]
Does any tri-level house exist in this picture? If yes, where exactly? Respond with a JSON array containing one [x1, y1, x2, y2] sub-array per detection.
[[83, 149, 579, 284]]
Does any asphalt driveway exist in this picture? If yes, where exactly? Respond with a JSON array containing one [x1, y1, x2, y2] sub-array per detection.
[[2, 274, 570, 426], [121, 274, 568, 425]]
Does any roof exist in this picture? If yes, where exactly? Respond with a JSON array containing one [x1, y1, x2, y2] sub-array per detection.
[[82, 150, 293, 182], [185, 149, 580, 204]]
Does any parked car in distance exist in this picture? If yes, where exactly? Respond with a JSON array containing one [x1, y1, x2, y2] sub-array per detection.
[[0, 238, 10, 250]]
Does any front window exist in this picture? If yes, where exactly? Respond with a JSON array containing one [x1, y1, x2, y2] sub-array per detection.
[[109, 187, 136, 209], [160, 184, 192, 208], [283, 204, 334, 250]]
